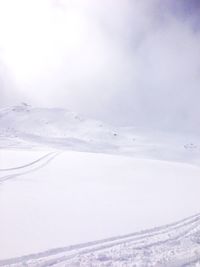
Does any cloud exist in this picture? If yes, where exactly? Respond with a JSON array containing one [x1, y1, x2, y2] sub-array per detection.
[[0, 0, 200, 132], [0, 61, 19, 106]]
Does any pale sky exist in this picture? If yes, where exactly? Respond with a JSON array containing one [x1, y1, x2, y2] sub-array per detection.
[[0, 0, 200, 132]]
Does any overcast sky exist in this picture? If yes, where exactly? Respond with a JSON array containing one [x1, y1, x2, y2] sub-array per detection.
[[0, 0, 200, 132]]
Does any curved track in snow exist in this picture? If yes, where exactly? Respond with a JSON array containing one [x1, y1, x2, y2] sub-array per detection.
[[1, 213, 200, 266], [0, 152, 57, 172], [0, 152, 60, 183]]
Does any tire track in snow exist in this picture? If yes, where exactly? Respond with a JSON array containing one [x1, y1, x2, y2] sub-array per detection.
[[0, 152, 60, 183], [0, 152, 56, 172], [1, 213, 200, 267], [35, 219, 200, 267]]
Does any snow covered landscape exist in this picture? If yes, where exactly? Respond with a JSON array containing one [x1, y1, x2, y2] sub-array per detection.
[[0, 104, 200, 266], [1, 0, 200, 266]]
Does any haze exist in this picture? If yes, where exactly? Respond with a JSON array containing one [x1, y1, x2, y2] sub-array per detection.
[[0, 0, 200, 132]]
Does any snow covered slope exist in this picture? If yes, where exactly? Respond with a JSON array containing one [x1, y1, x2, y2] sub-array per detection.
[[0, 104, 121, 152], [0, 150, 200, 266], [0, 104, 200, 266], [0, 104, 200, 164], [2, 213, 200, 267]]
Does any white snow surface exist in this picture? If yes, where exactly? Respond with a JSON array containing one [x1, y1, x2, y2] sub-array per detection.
[[1, 104, 200, 164], [0, 104, 200, 266]]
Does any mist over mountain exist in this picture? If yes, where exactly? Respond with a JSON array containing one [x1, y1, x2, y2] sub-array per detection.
[[0, 0, 200, 132], [1, 2, 200, 265]]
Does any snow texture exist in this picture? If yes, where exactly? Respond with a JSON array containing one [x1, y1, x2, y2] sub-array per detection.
[[0, 104, 200, 266]]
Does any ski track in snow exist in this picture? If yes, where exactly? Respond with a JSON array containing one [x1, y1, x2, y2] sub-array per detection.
[[1, 213, 200, 267], [0, 152, 60, 183]]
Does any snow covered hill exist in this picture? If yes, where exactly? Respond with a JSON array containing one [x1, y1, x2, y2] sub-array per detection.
[[0, 104, 200, 266], [0, 103, 135, 156], [0, 104, 200, 164]]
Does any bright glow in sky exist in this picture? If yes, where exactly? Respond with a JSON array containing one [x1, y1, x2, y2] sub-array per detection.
[[0, 0, 90, 81], [0, 0, 200, 132]]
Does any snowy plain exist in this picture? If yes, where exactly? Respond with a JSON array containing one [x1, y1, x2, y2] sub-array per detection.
[[0, 104, 200, 266]]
